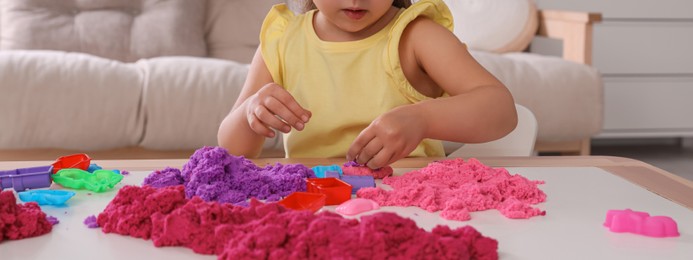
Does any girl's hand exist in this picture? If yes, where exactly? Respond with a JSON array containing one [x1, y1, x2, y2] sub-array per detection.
[[347, 106, 427, 169], [243, 83, 311, 137]]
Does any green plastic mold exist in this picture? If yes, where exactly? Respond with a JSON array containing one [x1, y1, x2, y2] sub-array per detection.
[[52, 169, 124, 193]]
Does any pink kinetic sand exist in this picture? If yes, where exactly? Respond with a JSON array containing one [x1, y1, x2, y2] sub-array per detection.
[[0, 190, 53, 242], [357, 158, 546, 221], [97, 185, 498, 259], [142, 146, 315, 205], [342, 160, 393, 179]]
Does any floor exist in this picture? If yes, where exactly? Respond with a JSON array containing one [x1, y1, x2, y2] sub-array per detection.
[[590, 138, 693, 182]]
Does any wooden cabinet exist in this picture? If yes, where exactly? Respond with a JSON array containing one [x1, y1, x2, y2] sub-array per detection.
[[533, 0, 693, 138]]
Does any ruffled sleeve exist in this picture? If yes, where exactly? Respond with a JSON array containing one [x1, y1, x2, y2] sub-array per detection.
[[385, 0, 455, 102], [260, 4, 294, 86]]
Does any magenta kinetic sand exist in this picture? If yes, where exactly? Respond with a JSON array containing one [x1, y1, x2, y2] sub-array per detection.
[[142, 147, 315, 205], [97, 185, 498, 259], [358, 158, 547, 221], [0, 190, 53, 242]]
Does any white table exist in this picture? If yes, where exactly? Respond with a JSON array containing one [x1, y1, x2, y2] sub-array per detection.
[[0, 157, 691, 259]]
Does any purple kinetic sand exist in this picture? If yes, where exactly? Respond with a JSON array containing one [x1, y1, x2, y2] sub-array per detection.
[[143, 167, 184, 188], [143, 147, 315, 205], [84, 215, 99, 228], [120, 170, 130, 175], [344, 160, 359, 167], [46, 216, 59, 225]]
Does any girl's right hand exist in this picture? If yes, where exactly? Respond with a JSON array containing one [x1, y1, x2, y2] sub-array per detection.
[[243, 83, 311, 138]]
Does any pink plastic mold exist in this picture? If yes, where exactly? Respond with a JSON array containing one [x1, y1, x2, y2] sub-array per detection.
[[604, 209, 680, 237], [335, 198, 380, 216]]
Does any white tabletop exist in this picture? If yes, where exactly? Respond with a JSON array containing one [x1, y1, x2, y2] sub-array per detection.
[[1, 166, 691, 260]]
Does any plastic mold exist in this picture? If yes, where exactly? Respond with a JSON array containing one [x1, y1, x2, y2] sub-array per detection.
[[87, 164, 103, 172], [604, 209, 680, 237], [311, 165, 343, 178], [52, 169, 123, 193], [52, 153, 91, 173], [324, 171, 340, 179], [0, 165, 53, 191], [18, 190, 76, 205], [87, 164, 121, 175], [336, 198, 380, 216], [306, 178, 352, 205], [278, 192, 326, 213], [340, 175, 376, 194]]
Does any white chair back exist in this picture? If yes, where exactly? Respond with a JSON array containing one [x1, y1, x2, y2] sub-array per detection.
[[447, 104, 538, 157]]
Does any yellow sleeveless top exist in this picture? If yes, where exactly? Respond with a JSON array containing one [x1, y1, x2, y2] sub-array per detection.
[[260, 0, 453, 158]]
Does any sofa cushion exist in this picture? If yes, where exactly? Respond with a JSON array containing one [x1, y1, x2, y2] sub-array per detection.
[[0, 0, 207, 62], [470, 50, 603, 142], [206, 0, 282, 64], [0, 50, 144, 150], [444, 0, 538, 53], [137, 57, 252, 150]]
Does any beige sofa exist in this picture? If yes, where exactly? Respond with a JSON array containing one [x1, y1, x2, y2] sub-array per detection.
[[0, 0, 602, 160]]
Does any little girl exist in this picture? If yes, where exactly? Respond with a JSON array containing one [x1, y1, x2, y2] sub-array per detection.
[[218, 0, 518, 169]]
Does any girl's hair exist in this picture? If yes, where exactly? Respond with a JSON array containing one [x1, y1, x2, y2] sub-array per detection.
[[290, 0, 412, 14]]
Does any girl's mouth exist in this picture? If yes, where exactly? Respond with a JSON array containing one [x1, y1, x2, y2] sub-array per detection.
[[343, 9, 367, 20]]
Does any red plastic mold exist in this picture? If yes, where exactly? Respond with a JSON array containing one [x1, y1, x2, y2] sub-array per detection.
[[306, 178, 352, 205], [51, 153, 91, 174], [278, 192, 326, 213]]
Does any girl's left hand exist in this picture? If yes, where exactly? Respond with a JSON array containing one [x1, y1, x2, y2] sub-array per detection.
[[346, 106, 427, 169]]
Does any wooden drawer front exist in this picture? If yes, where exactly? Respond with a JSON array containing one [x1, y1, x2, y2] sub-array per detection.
[[603, 77, 693, 132], [593, 21, 693, 75], [535, 0, 693, 19]]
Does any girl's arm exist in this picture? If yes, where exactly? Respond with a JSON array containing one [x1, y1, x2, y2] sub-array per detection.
[[217, 47, 311, 157], [348, 17, 517, 168], [404, 17, 518, 143]]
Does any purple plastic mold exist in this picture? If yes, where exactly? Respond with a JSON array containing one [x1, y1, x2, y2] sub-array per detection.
[[324, 170, 341, 179], [604, 209, 680, 238], [0, 165, 53, 191], [340, 175, 376, 194]]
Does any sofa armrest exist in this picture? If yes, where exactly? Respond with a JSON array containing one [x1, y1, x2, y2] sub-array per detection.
[[537, 10, 602, 65]]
